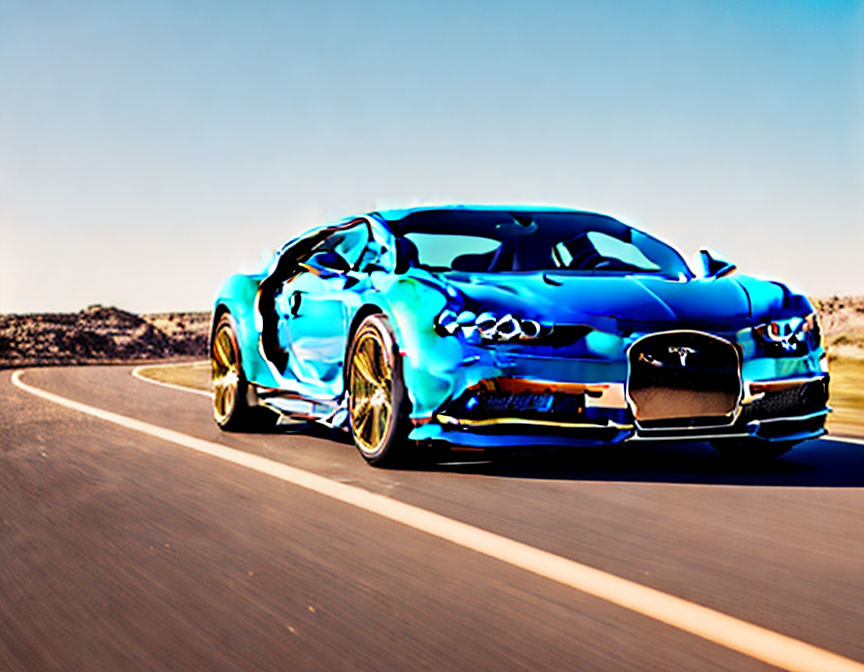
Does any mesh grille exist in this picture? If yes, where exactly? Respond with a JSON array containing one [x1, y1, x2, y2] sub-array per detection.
[[740, 379, 828, 423]]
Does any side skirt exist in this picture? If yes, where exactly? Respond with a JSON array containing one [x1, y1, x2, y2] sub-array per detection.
[[251, 384, 349, 430]]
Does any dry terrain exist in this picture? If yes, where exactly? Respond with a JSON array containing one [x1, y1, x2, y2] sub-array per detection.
[[812, 295, 864, 359], [0, 305, 209, 368]]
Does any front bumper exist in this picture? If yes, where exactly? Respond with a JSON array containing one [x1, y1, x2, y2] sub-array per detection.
[[407, 374, 830, 449]]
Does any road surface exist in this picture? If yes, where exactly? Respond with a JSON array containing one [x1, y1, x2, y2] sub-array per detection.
[[1, 365, 863, 671]]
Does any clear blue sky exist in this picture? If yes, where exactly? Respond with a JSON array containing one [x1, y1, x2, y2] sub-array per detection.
[[1, 0, 861, 313]]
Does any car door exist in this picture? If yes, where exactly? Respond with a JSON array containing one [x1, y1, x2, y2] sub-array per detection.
[[273, 221, 371, 398]]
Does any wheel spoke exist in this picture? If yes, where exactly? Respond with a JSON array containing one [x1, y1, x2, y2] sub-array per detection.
[[365, 340, 386, 381], [214, 330, 230, 367], [369, 404, 381, 445], [353, 349, 378, 386], [377, 406, 389, 439], [376, 346, 392, 381], [214, 384, 225, 416], [225, 331, 237, 366], [224, 384, 234, 414], [355, 405, 372, 442], [353, 396, 372, 418]]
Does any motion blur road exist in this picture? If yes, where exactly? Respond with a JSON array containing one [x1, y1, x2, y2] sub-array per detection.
[[1, 366, 863, 671]]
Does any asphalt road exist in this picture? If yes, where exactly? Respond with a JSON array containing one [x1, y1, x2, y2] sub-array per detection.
[[1, 366, 863, 671]]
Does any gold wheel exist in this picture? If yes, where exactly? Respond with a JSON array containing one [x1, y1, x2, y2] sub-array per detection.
[[348, 326, 394, 456], [212, 319, 241, 426]]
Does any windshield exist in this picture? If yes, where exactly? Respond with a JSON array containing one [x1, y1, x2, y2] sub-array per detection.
[[395, 210, 692, 278]]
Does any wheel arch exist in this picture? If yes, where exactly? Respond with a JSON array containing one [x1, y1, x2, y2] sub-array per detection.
[[343, 294, 460, 422], [344, 304, 395, 384]]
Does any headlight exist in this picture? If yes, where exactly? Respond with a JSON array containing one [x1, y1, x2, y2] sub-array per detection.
[[752, 312, 821, 354], [435, 309, 550, 342]]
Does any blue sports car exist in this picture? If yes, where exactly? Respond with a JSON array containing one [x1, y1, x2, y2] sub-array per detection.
[[211, 206, 829, 465]]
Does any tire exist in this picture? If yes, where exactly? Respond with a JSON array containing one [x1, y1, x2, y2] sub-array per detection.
[[710, 439, 796, 462], [346, 314, 411, 466], [211, 312, 256, 431]]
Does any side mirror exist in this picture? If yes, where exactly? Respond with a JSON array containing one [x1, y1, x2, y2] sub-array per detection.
[[698, 249, 736, 279], [304, 250, 351, 278]]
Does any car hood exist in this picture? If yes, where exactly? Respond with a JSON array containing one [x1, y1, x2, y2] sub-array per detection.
[[430, 270, 801, 333]]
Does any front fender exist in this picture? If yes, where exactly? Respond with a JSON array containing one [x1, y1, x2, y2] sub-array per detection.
[[373, 275, 498, 421]]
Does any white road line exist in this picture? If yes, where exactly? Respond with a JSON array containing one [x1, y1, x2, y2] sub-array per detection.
[[131, 362, 214, 398], [11, 370, 864, 672]]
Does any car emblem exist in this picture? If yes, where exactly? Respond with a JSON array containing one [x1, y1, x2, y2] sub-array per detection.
[[668, 345, 696, 366]]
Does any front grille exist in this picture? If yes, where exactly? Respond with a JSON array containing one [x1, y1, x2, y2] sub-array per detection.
[[628, 331, 741, 425]]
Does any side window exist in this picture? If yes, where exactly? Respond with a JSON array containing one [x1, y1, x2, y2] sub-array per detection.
[[585, 231, 659, 271], [317, 223, 370, 269], [553, 231, 660, 272]]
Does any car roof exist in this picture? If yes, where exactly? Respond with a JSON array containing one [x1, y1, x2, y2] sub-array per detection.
[[370, 204, 598, 223]]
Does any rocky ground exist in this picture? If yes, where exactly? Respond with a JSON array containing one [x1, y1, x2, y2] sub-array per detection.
[[0, 297, 861, 369], [812, 296, 864, 359], [0, 305, 210, 368]]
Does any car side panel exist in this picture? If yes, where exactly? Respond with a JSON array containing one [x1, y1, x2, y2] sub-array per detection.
[[276, 272, 369, 398], [213, 272, 280, 389]]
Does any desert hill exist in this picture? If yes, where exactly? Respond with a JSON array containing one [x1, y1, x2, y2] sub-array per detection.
[[0, 305, 210, 368]]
